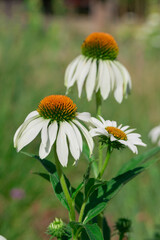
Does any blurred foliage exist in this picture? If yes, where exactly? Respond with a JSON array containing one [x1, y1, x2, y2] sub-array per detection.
[[136, 12, 160, 60]]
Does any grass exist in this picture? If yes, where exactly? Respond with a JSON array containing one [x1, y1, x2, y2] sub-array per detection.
[[0, 8, 160, 240]]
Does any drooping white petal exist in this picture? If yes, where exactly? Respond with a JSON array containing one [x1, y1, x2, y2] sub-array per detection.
[[48, 121, 58, 148], [14, 115, 40, 148], [63, 121, 80, 161], [121, 125, 130, 131], [65, 56, 81, 87], [105, 120, 113, 127], [108, 60, 115, 90], [127, 133, 141, 138], [99, 61, 111, 100], [126, 143, 138, 154], [90, 127, 108, 137], [17, 118, 45, 152], [77, 58, 92, 97], [124, 128, 135, 134], [41, 119, 50, 146], [68, 56, 86, 88], [85, 60, 97, 101], [90, 117, 105, 128], [96, 59, 104, 92], [76, 112, 91, 122], [110, 61, 123, 103], [24, 111, 39, 121], [70, 122, 83, 151], [118, 124, 122, 129], [39, 121, 58, 159], [110, 135, 117, 141], [149, 125, 160, 143], [14, 124, 23, 147], [98, 116, 106, 124], [39, 142, 48, 159], [73, 119, 94, 155], [111, 121, 117, 127], [56, 122, 69, 167], [0, 235, 7, 240], [115, 61, 132, 96]]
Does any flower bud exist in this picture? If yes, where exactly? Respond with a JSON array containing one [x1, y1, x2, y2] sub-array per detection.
[[47, 218, 72, 240]]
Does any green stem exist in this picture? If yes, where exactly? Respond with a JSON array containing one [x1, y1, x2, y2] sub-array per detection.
[[98, 147, 111, 179], [119, 233, 124, 240], [96, 90, 102, 117], [54, 151, 75, 222], [95, 90, 103, 174], [97, 213, 103, 231], [78, 201, 86, 223]]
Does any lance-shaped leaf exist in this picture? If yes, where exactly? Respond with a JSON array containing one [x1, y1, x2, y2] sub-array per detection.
[[117, 146, 160, 175], [21, 151, 83, 212], [82, 147, 160, 223]]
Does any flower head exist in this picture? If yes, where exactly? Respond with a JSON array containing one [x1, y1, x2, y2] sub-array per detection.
[[81, 32, 119, 60], [115, 218, 132, 235], [65, 32, 131, 103], [90, 116, 146, 153], [149, 125, 160, 146], [47, 218, 72, 239], [14, 95, 93, 167]]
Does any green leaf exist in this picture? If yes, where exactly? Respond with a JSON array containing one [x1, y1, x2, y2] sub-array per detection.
[[50, 173, 70, 211], [32, 172, 50, 182], [83, 149, 160, 223], [70, 222, 103, 240], [117, 147, 160, 175], [103, 217, 111, 240], [73, 190, 84, 213], [92, 216, 111, 240], [21, 151, 83, 212], [84, 178, 104, 200], [21, 151, 70, 210], [21, 151, 56, 174], [81, 223, 104, 240], [72, 182, 84, 200]]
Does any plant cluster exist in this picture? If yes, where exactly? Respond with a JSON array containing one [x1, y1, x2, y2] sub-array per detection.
[[14, 32, 160, 240]]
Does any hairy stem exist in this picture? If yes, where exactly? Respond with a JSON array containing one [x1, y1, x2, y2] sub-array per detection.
[[54, 151, 75, 222], [98, 147, 111, 179], [95, 90, 103, 174], [78, 201, 86, 223]]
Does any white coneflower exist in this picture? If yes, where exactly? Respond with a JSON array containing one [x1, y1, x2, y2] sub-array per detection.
[[14, 95, 93, 167], [65, 32, 131, 103], [90, 117, 146, 153], [149, 125, 160, 146]]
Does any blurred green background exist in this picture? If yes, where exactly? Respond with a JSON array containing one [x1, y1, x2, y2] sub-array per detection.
[[0, 0, 160, 239]]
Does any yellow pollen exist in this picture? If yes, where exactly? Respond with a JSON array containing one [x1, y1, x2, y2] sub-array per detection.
[[37, 95, 77, 122], [106, 126, 127, 140]]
